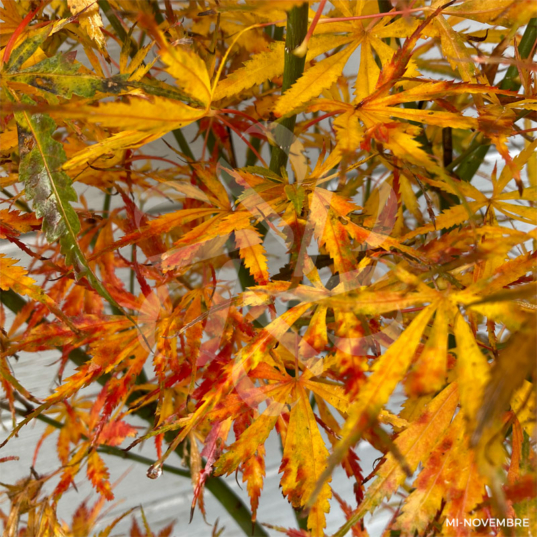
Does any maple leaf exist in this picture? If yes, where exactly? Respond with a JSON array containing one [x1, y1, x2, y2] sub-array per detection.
[[67, 0, 105, 49], [213, 384, 292, 476], [308, 304, 437, 506], [213, 34, 355, 102], [275, 42, 360, 117], [160, 47, 212, 107], [61, 97, 206, 169], [0, 254, 76, 330], [280, 382, 332, 536], [333, 383, 460, 536], [395, 412, 465, 534], [0, 1, 23, 47], [308, 188, 358, 280], [0, 209, 40, 237], [190, 419, 232, 520], [242, 443, 265, 523], [2, 51, 126, 99], [86, 451, 114, 500], [98, 419, 138, 447], [405, 306, 450, 395], [210, 357, 356, 532], [235, 227, 270, 285]]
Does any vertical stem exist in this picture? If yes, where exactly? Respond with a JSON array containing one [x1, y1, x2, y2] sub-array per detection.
[[245, 136, 262, 166], [98, 0, 130, 44], [149, 0, 163, 23], [269, 3, 309, 176], [377, 0, 393, 14], [269, 11, 312, 528], [442, 127, 452, 170], [273, 25, 285, 42], [102, 189, 112, 215], [440, 126, 458, 217]]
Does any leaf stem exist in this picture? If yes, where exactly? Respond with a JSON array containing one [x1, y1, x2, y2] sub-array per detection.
[[172, 129, 195, 161]]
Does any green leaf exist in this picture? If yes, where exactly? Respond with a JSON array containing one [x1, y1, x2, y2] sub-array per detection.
[[4, 26, 52, 73], [128, 78, 206, 107], [242, 166, 284, 182], [285, 184, 306, 215], [16, 99, 80, 249], [6, 52, 127, 99], [455, 143, 491, 183]]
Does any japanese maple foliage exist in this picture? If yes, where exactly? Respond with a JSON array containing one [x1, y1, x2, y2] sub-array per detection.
[[0, 1, 536, 536]]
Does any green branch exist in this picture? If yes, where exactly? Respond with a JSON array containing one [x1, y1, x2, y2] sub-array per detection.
[[269, 3, 309, 176], [0, 402, 191, 479]]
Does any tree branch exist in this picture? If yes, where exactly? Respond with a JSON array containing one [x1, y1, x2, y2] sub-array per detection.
[[269, 3, 309, 176]]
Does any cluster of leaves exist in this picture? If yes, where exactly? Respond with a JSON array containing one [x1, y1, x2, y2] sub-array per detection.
[[0, 0, 536, 535]]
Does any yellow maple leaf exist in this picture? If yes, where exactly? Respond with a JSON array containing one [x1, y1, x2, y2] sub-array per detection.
[[67, 0, 105, 49]]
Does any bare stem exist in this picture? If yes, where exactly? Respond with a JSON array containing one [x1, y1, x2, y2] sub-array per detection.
[[269, 3, 309, 176]]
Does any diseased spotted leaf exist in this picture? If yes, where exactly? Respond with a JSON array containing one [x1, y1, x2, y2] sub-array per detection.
[[4, 52, 126, 98], [15, 105, 81, 252], [4, 26, 54, 73]]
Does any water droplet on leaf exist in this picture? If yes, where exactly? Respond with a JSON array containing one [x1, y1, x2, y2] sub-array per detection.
[[147, 462, 162, 479]]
